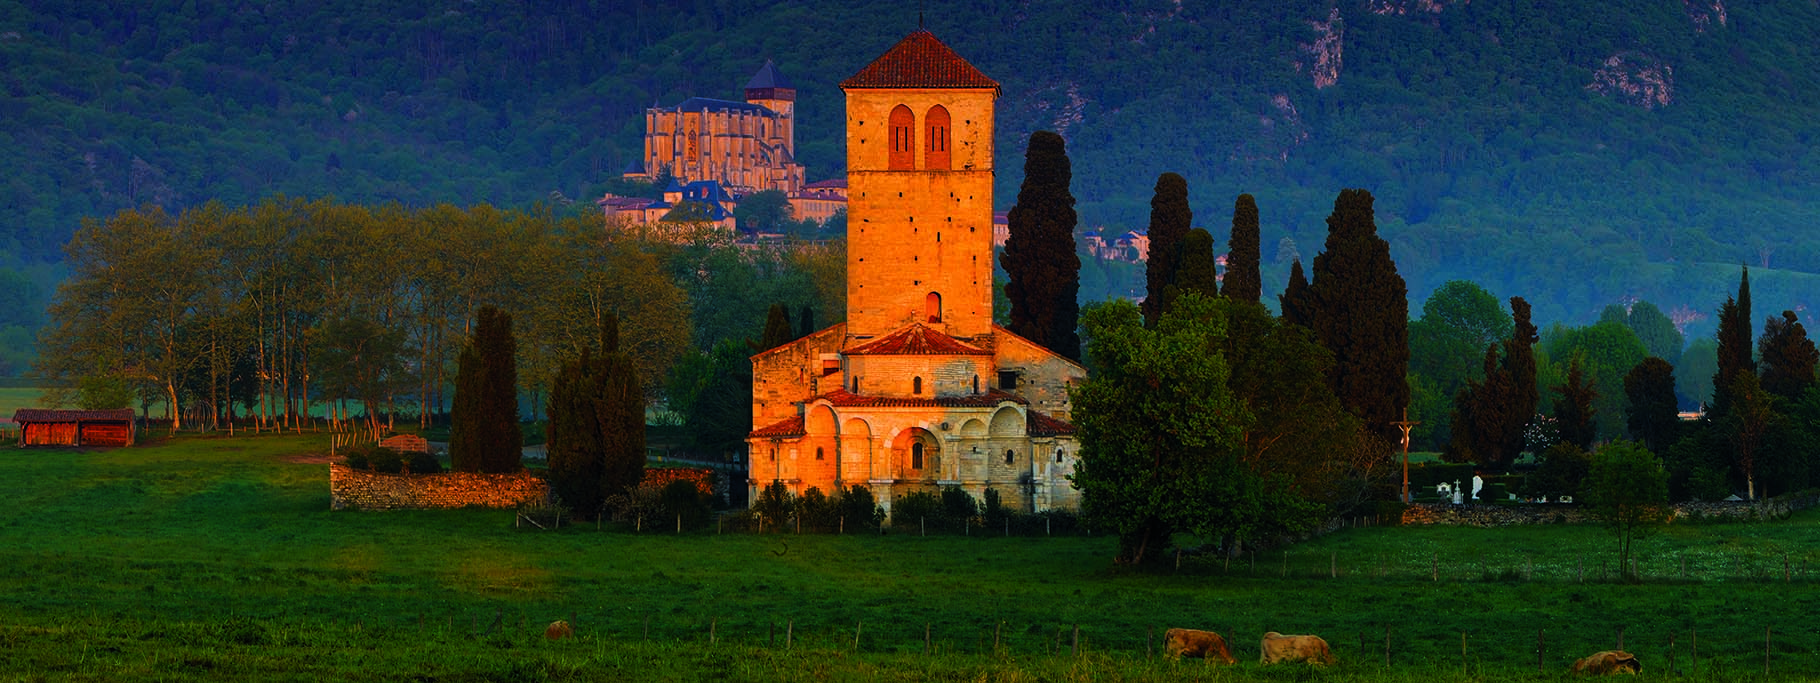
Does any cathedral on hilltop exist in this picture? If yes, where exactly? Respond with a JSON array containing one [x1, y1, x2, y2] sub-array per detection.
[[622, 61, 806, 195], [746, 30, 1085, 513]]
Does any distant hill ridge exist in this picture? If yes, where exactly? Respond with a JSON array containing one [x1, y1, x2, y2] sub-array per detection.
[[1, 0, 1816, 327]]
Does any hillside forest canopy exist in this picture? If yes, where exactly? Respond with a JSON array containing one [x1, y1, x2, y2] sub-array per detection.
[[0, 0, 1816, 348]]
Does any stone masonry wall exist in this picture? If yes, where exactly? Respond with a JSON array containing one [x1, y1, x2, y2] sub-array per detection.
[[330, 463, 548, 510], [1400, 491, 1820, 527]]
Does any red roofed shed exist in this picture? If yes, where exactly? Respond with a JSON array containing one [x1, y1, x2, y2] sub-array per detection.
[[12, 409, 137, 447]]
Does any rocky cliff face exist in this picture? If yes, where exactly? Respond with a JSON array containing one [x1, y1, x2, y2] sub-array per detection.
[[1586, 52, 1676, 109], [1297, 7, 1345, 89], [1682, 0, 1728, 33]]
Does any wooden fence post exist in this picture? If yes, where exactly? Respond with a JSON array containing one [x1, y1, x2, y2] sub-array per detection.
[[854, 620, 862, 652], [1072, 623, 1080, 657], [710, 618, 717, 644], [1537, 629, 1544, 672], [1766, 626, 1772, 675], [786, 619, 793, 649], [925, 623, 931, 655], [1383, 624, 1390, 666]]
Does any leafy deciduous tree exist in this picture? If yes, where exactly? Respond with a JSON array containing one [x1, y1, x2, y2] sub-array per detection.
[[1583, 441, 1670, 580]]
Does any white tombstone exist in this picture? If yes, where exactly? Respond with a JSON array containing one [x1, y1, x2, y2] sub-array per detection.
[[1471, 475, 1484, 500], [1451, 479, 1464, 505]]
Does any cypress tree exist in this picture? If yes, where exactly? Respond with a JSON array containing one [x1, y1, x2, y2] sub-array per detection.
[[1306, 189, 1409, 441], [1001, 130, 1081, 359], [449, 344, 482, 472], [1758, 310, 1817, 400], [1279, 259, 1312, 327], [546, 314, 645, 519], [546, 345, 605, 517], [1222, 193, 1262, 303], [1624, 357, 1680, 453], [1552, 355, 1598, 451], [1447, 296, 1538, 469], [797, 305, 817, 339], [451, 306, 522, 473], [1503, 296, 1540, 453], [1170, 228, 1221, 303], [759, 304, 794, 350], [1711, 266, 1754, 415], [1141, 172, 1191, 326]]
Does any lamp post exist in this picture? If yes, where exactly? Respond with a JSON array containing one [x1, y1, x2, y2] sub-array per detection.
[[1391, 409, 1422, 504]]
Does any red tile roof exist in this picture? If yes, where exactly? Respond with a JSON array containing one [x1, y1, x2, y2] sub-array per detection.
[[750, 415, 805, 439], [1027, 410, 1077, 436], [815, 389, 1024, 408], [840, 30, 999, 91], [12, 409, 135, 423], [845, 323, 991, 356]]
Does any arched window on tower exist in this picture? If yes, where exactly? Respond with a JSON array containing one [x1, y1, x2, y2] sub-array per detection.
[[888, 105, 915, 170], [926, 292, 942, 323], [913, 376, 923, 395], [912, 442, 925, 470], [924, 105, 950, 170]]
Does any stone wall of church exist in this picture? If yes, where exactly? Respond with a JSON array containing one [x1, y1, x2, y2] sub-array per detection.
[[750, 324, 848, 431], [844, 355, 992, 398], [993, 329, 1087, 421]]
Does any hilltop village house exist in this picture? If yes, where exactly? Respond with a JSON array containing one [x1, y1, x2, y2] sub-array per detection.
[[746, 30, 1086, 514]]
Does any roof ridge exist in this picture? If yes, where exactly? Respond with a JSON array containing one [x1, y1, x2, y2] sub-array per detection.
[[840, 29, 998, 92]]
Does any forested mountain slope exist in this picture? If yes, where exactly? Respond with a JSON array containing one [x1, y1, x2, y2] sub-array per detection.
[[3, 0, 1817, 332]]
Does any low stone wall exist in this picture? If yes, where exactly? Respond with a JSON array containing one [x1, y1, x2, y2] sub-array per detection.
[[330, 463, 548, 510], [1400, 492, 1820, 527]]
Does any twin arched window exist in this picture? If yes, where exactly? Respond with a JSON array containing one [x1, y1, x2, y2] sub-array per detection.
[[886, 104, 952, 171]]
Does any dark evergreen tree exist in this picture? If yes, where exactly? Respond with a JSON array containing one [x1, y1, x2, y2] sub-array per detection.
[[546, 314, 646, 518], [1222, 193, 1261, 303], [1447, 297, 1538, 469], [546, 345, 605, 516], [450, 306, 522, 473], [448, 344, 482, 472], [1306, 189, 1409, 442], [758, 303, 794, 350], [1279, 259, 1312, 328], [1710, 266, 1754, 415], [1552, 355, 1598, 451], [1168, 228, 1220, 304], [797, 305, 817, 339], [1001, 130, 1081, 359], [1624, 357, 1680, 454], [1140, 172, 1191, 327], [1759, 310, 1818, 401]]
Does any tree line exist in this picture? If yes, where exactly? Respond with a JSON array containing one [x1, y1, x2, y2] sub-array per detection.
[[1000, 133, 1408, 565], [1000, 129, 1817, 566], [34, 196, 842, 443]]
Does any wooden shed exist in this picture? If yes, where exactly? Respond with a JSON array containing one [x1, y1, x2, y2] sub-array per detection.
[[12, 409, 137, 447]]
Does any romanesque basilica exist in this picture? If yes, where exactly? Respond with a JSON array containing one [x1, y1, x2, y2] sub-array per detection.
[[746, 30, 1084, 513]]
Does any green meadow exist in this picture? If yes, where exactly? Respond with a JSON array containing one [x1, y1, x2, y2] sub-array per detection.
[[1, 433, 1817, 681]]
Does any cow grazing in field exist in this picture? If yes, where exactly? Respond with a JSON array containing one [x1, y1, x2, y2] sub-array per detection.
[[1163, 628, 1236, 664], [1571, 651, 1642, 675], [1260, 632, 1334, 665], [545, 620, 574, 640]]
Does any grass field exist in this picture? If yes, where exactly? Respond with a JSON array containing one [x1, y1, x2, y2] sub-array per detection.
[[0, 386, 43, 418], [1, 433, 1817, 681]]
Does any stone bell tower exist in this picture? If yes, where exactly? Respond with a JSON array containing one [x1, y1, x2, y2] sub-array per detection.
[[839, 30, 1000, 341]]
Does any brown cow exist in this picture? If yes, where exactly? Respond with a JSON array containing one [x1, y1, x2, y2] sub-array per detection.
[[1571, 651, 1642, 675], [1260, 632, 1334, 665], [544, 620, 574, 640], [1163, 628, 1236, 664]]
